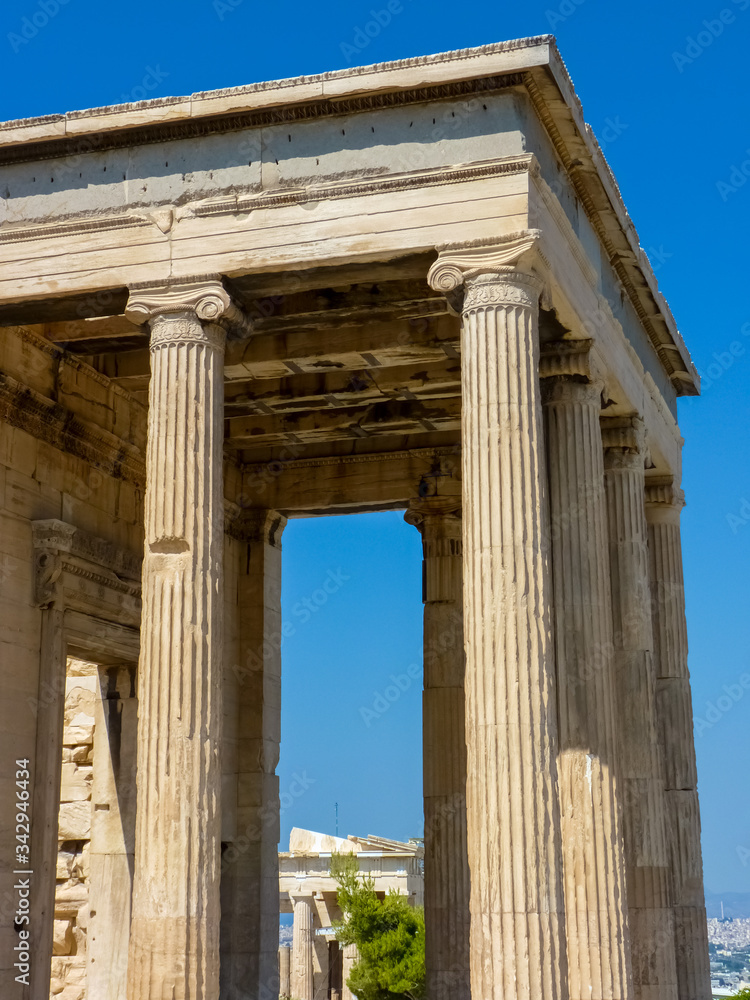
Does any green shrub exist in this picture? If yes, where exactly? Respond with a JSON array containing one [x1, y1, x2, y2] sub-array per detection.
[[331, 851, 425, 1000]]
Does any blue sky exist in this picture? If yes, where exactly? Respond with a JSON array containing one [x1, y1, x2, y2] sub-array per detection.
[[1, 0, 749, 896]]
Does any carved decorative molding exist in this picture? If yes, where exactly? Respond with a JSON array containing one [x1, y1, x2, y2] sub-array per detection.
[[539, 339, 593, 381], [405, 496, 462, 533], [126, 276, 242, 341], [226, 508, 287, 546], [645, 476, 685, 510], [196, 156, 532, 220], [149, 314, 226, 352], [0, 214, 152, 245], [32, 519, 141, 626], [427, 230, 543, 294], [601, 415, 645, 454]]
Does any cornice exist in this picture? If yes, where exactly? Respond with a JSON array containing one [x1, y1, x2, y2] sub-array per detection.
[[523, 70, 698, 397], [0, 72, 526, 167]]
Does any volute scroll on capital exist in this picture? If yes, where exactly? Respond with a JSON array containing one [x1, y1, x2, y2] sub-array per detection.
[[427, 230, 548, 311], [404, 496, 462, 534], [125, 275, 247, 351]]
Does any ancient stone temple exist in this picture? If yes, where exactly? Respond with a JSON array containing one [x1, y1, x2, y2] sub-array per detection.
[[0, 34, 710, 1000], [278, 828, 424, 1000]]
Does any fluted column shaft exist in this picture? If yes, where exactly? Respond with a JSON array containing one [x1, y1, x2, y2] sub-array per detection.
[[646, 481, 711, 1000], [291, 897, 314, 1000], [429, 234, 568, 1000], [542, 368, 632, 1000], [405, 496, 470, 1000], [221, 510, 287, 999], [603, 421, 677, 1000], [125, 281, 230, 1000], [279, 946, 291, 998]]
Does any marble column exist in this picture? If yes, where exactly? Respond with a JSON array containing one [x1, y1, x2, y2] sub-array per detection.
[[279, 946, 291, 998], [541, 342, 632, 1000], [405, 495, 470, 1000], [602, 418, 678, 1000], [428, 232, 568, 1000], [291, 897, 314, 1000], [646, 479, 711, 1000], [124, 279, 232, 1000], [221, 509, 286, 999]]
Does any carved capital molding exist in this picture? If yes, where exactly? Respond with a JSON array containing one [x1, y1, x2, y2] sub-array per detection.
[[541, 377, 602, 409], [149, 312, 226, 352], [226, 507, 288, 546], [601, 416, 648, 471], [32, 520, 142, 623], [405, 497, 462, 604], [126, 275, 246, 347], [645, 476, 685, 512], [427, 230, 546, 311], [539, 339, 593, 381], [405, 497, 462, 535]]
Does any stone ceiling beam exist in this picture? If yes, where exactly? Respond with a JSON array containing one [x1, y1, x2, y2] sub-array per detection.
[[225, 396, 461, 449]]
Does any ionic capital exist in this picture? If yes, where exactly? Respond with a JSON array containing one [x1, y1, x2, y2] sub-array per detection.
[[126, 275, 246, 350], [539, 339, 593, 381], [645, 475, 685, 516], [227, 508, 287, 546], [427, 230, 545, 310], [601, 415, 648, 471], [405, 497, 462, 537], [540, 339, 604, 408]]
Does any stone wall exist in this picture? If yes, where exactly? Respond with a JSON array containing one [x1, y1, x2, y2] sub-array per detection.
[[0, 325, 144, 1000], [50, 659, 97, 1000]]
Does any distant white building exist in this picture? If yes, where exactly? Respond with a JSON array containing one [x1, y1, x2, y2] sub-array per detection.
[[279, 828, 424, 1000]]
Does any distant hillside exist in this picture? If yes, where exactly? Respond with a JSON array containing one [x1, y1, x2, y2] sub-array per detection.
[[705, 891, 750, 919]]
